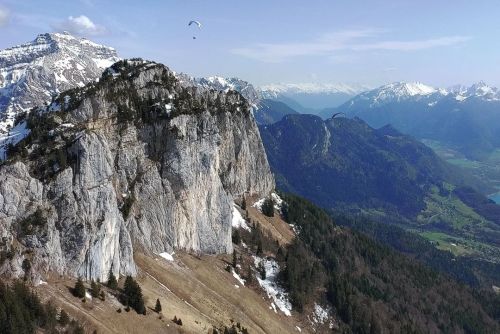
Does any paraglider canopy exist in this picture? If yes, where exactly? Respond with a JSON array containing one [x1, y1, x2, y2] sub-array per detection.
[[188, 20, 202, 28], [188, 20, 202, 39], [330, 112, 345, 120]]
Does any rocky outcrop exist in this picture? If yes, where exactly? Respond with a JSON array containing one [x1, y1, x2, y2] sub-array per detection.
[[0, 60, 274, 281]]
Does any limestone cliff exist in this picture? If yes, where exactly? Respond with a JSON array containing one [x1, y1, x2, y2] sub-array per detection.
[[0, 59, 274, 281]]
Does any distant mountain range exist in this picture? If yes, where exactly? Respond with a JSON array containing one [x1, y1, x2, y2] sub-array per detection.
[[260, 82, 370, 113], [325, 81, 500, 160]]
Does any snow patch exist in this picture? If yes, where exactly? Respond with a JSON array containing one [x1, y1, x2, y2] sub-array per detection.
[[159, 252, 174, 261], [0, 120, 31, 160], [232, 205, 250, 231], [289, 224, 299, 235], [271, 302, 277, 313], [271, 192, 284, 213], [312, 303, 329, 324], [232, 269, 246, 286], [253, 192, 283, 214], [253, 256, 292, 316], [35, 279, 48, 286]]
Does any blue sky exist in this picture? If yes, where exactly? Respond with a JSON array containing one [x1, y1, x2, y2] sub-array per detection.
[[1, 0, 499, 87]]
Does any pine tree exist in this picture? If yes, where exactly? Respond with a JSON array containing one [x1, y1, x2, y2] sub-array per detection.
[[261, 198, 274, 217], [59, 309, 70, 326], [257, 239, 263, 256], [155, 298, 162, 313], [232, 250, 238, 269], [107, 269, 118, 290], [241, 197, 246, 210], [232, 229, 241, 245], [123, 276, 146, 314], [90, 280, 101, 298], [258, 261, 266, 280], [276, 246, 285, 262], [73, 277, 86, 298]]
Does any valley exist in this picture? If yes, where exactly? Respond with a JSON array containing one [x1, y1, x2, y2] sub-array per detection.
[[422, 139, 500, 196]]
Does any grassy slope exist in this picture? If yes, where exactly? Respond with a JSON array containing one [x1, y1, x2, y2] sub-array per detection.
[[34, 200, 308, 334]]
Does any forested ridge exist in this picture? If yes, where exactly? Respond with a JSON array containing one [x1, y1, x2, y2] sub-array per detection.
[[279, 193, 500, 333]]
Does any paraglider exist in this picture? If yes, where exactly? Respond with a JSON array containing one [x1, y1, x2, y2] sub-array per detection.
[[329, 112, 345, 120], [188, 20, 202, 39]]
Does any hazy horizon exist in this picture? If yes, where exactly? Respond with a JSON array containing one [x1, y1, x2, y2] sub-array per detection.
[[2, 0, 500, 88]]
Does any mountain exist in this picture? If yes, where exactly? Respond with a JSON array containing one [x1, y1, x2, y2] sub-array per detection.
[[0, 59, 274, 281], [326, 81, 500, 160], [278, 193, 500, 333], [253, 99, 299, 125], [194, 76, 260, 106], [259, 114, 500, 263], [260, 82, 371, 113], [192, 76, 299, 125], [0, 32, 120, 157]]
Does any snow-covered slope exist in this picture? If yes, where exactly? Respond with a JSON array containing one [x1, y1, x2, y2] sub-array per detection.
[[330, 81, 500, 159], [340, 81, 500, 112], [452, 81, 500, 102], [194, 76, 261, 106], [0, 31, 119, 153], [341, 82, 446, 110]]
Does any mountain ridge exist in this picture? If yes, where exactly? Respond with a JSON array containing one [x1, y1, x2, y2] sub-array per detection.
[[0, 32, 120, 156]]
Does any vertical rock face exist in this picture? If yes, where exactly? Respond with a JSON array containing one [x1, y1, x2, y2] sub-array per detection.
[[0, 60, 274, 281]]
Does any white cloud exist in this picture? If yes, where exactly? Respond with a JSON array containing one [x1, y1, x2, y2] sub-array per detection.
[[351, 36, 471, 51], [231, 29, 471, 63], [57, 15, 106, 36], [0, 7, 10, 27]]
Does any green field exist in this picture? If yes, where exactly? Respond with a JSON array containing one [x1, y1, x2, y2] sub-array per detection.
[[417, 185, 487, 229], [419, 231, 475, 256], [422, 139, 500, 190]]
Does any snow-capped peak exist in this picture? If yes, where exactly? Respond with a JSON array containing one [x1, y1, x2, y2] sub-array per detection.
[[206, 76, 235, 89], [352, 82, 446, 108], [260, 82, 371, 96], [380, 82, 439, 97], [467, 81, 498, 97], [194, 76, 260, 105], [0, 32, 121, 158], [448, 81, 500, 101], [343, 80, 500, 112]]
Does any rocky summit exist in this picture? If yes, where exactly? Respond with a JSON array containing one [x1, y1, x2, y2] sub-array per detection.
[[0, 32, 119, 153], [0, 59, 274, 282]]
